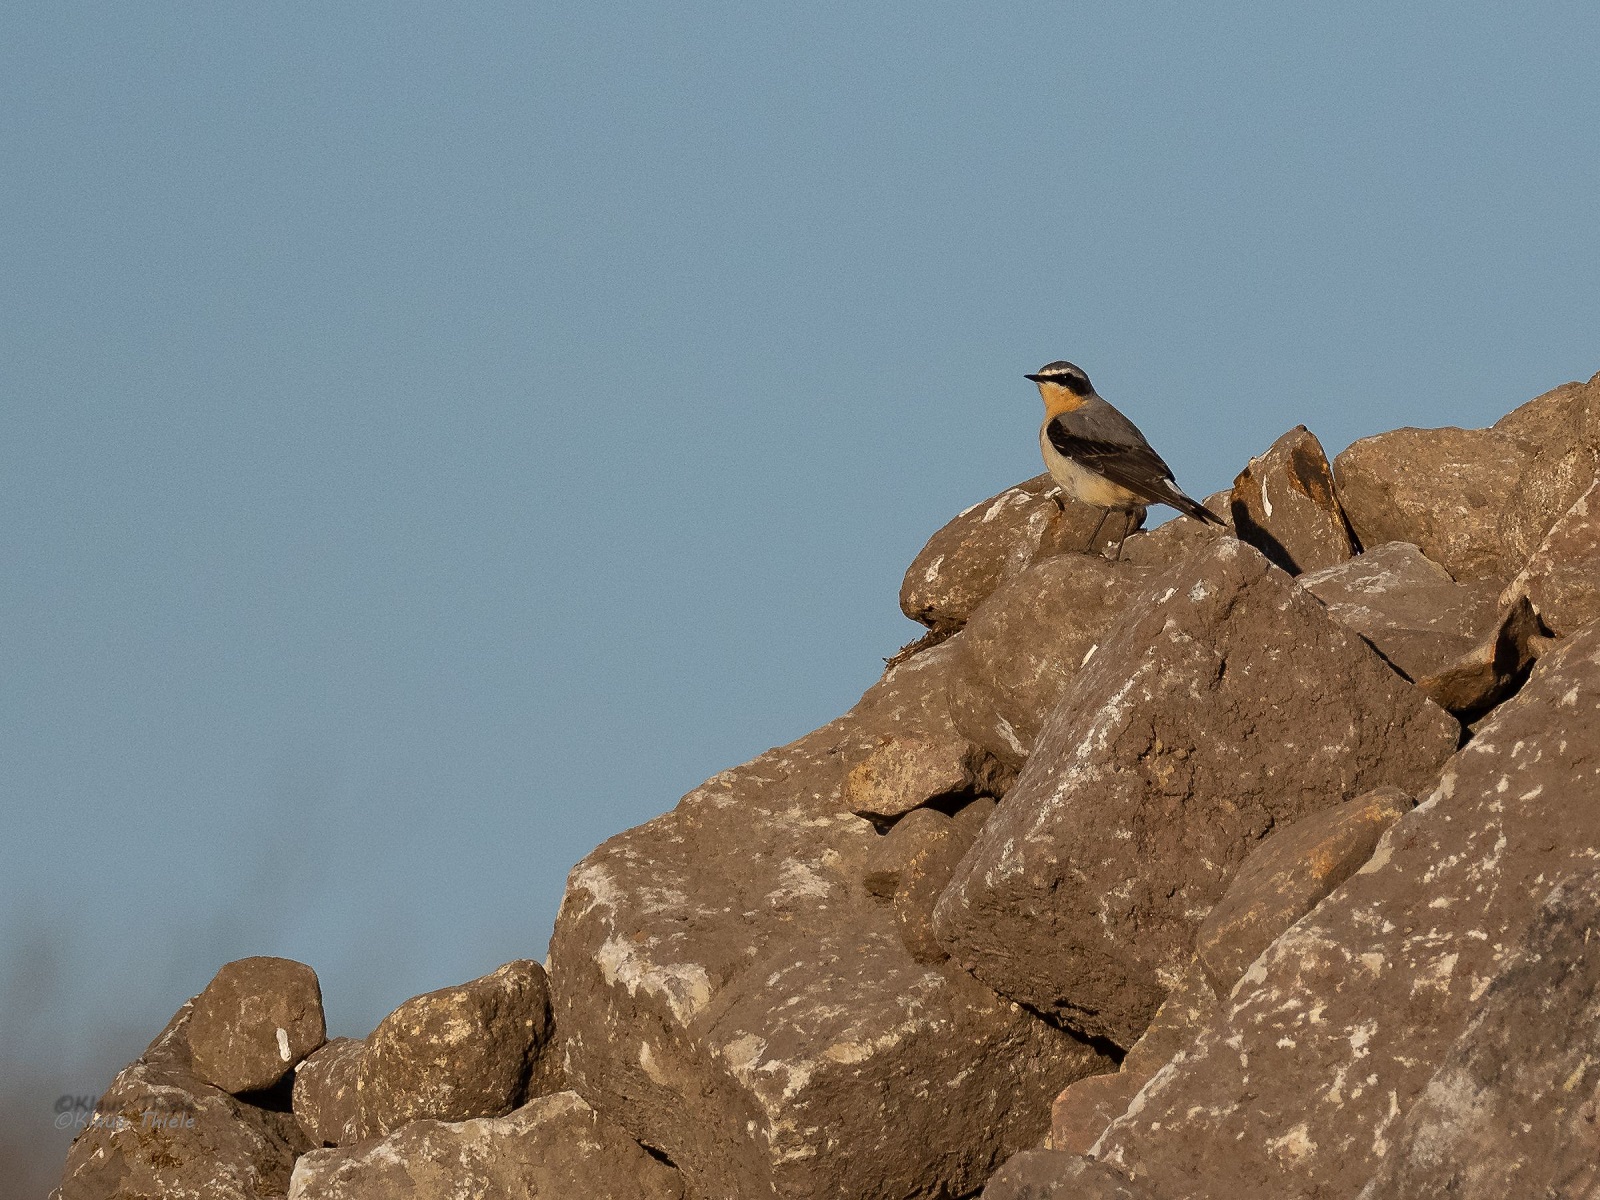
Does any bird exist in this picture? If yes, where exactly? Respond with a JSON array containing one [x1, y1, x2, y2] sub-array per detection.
[[1026, 360, 1225, 559]]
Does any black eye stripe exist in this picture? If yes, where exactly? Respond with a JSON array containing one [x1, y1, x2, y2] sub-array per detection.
[[1044, 374, 1091, 396]]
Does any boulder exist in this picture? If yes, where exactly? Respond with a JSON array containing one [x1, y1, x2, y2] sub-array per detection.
[[899, 474, 1140, 633], [548, 670, 1113, 1200], [1088, 619, 1600, 1199], [1413, 596, 1544, 720], [357, 959, 559, 1138], [1355, 870, 1600, 1199], [893, 796, 996, 963], [288, 1091, 683, 1200], [1501, 477, 1600, 636], [945, 553, 1158, 769], [843, 733, 1007, 819], [860, 806, 950, 899], [1490, 372, 1600, 552], [1195, 788, 1412, 997], [981, 1150, 1153, 1199], [1333, 426, 1533, 581], [292, 1037, 364, 1147], [934, 538, 1460, 1046], [187, 956, 326, 1095], [1118, 490, 1234, 569], [1229, 425, 1354, 575], [57, 999, 310, 1200]]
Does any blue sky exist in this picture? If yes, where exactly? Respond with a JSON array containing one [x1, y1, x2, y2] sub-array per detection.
[[4, 1, 1599, 1171]]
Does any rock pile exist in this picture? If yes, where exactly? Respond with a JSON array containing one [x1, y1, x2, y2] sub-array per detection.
[[56, 370, 1600, 1199]]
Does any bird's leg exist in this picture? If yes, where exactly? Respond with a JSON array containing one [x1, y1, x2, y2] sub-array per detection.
[[1085, 506, 1111, 555], [1109, 509, 1133, 561]]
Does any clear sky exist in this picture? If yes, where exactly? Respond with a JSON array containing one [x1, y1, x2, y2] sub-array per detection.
[[5, 0, 1599, 1181]]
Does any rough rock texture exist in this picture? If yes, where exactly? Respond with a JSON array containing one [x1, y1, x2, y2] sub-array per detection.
[[187, 956, 326, 1095], [1118, 491, 1234, 569], [1090, 620, 1600, 1200], [1048, 962, 1216, 1156], [1414, 595, 1544, 720], [946, 553, 1158, 770], [935, 538, 1460, 1045], [1195, 788, 1413, 997], [358, 959, 558, 1138], [57, 1000, 310, 1200], [1502, 477, 1600, 636], [1356, 870, 1600, 1199], [844, 733, 1007, 819], [548, 656, 1113, 1200], [900, 474, 1141, 632], [861, 806, 950, 899], [292, 1037, 364, 1147], [982, 1150, 1152, 1199], [289, 1091, 682, 1200], [1229, 425, 1354, 575], [1299, 542, 1503, 681], [893, 796, 996, 963], [1490, 372, 1600, 552]]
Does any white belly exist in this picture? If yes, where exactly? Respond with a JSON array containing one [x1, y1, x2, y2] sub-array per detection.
[[1040, 428, 1142, 509]]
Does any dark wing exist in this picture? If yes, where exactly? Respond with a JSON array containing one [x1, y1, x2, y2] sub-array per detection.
[[1046, 418, 1225, 526]]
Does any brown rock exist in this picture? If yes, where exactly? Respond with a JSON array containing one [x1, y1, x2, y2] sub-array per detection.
[[981, 1150, 1153, 1199], [1048, 961, 1216, 1155], [548, 687, 1113, 1200], [1229, 425, 1354, 574], [946, 553, 1158, 769], [934, 538, 1460, 1046], [1195, 787, 1412, 997], [58, 998, 310, 1200], [288, 1091, 683, 1200], [1334, 425, 1532, 581], [894, 796, 996, 962], [900, 475, 1142, 633], [1415, 595, 1543, 719], [292, 1037, 364, 1147], [187, 956, 326, 1095], [1090, 619, 1600, 1200], [358, 960, 557, 1138], [1502, 477, 1600, 636], [1118, 490, 1234, 569], [860, 806, 950, 898], [843, 734, 1006, 819], [1491, 372, 1600, 553], [1355, 870, 1600, 1199], [1299, 542, 1503, 682]]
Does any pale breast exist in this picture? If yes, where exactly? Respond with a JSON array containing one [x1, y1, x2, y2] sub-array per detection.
[[1039, 425, 1144, 510]]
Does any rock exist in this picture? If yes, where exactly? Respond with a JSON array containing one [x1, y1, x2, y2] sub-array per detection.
[[187, 956, 326, 1095], [981, 1149, 1154, 1199], [860, 806, 950, 898], [843, 734, 1006, 819], [893, 797, 996, 962], [1229, 425, 1354, 575], [1355, 870, 1600, 1199], [946, 553, 1158, 769], [1047, 961, 1217, 1155], [900, 475, 1141, 633], [549, 687, 1113, 1200], [292, 1037, 364, 1147], [1502, 478, 1600, 636], [288, 1090, 682, 1200], [1090, 619, 1600, 1200], [1299, 542, 1504, 683], [1414, 595, 1544, 719], [1118, 490, 1234, 569], [1333, 425, 1532, 581], [1195, 788, 1412, 997], [57, 999, 310, 1200], [1490, 372, 1600, 553], [358, 960, 558, 1138], [934, 538, 1460, 1046]]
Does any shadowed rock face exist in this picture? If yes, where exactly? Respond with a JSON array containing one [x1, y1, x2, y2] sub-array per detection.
[[934, 538, 1459, 1046], [1229, 425, 1354, 575], [1088, 621, 1600, 1200]]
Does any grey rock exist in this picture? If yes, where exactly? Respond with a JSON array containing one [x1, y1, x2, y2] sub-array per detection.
[[187, 956, 326, 1095], [292, 1037, 364, 1147], [1118, 490, 1235, 569], [1229, 425, 1354, 575]]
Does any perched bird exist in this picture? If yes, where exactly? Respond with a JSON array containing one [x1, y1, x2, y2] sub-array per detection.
[[1026, 360, 1225, 558]]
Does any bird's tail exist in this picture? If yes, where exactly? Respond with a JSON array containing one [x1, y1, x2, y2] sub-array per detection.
[[1163, 480, 1227, 527]]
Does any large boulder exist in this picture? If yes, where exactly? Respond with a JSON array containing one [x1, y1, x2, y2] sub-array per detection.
[[1228, 425, 1354, 575], [292, 1037, 364, 1147], [187, 956, 326, 1095], [57, 1000, 310, 1200], [357, 959, 559, 1138], [899, 474, 1141, 633], [1356, 870, 1600, 1199], [289, 1091, 683, 1200], [1501, 477, 1600, 637], [1086, 619, 1600, 1199], [934, 538, 1460, 1046], [945, 553, 1158, 769], [547, 656, 1113, 1200]]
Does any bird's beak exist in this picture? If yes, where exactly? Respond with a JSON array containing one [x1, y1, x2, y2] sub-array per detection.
[[1023, 374, 1046, 383]]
